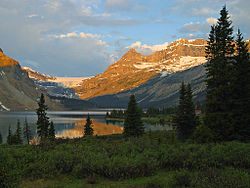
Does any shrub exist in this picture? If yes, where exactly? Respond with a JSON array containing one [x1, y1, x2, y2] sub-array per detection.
[[192, 125, 214, 143]]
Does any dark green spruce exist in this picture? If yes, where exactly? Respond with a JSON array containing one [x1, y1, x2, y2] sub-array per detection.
[[48, 121, 56, 140], [23, 117, 32, 144], [36, 93, 50, 141], [15, 120, 22, 144], [231, 29, 250, 141], [175, 83, 198, 141], [7, 126, 12, 144], [84, 114, 94, 136], [0, 132, 2, 144], [123, 94, 144, 137], [204, 6, 235, 141]]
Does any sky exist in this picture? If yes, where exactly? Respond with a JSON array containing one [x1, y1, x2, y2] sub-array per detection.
[[0, 0, 249, 77]]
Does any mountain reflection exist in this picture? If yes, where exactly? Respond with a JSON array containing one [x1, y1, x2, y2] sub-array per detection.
[[56, 119, 124, 138]]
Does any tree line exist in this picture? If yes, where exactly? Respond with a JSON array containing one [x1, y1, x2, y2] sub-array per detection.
[[175, 6, 250, 142]]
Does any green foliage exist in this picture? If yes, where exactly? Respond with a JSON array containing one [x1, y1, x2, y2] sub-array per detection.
[[204, 6, 250, 142], [36, 93, 50, 141], [48, 121, 55, 140], [15, 120, 22, 144], [23, 117, 32, 144], [84, 114, 94, 136], [107, 109, 126, 119], [0, 131, 249, 187], [230, 29, 250, 141], [0, 132, 2, 144], [7, 126, 12, 144], [175, 82, 198, 141], [192, 125, 214, 143], [172, 169, 191, 187], [7, 121, 23, 145], [123, 94, 144, 137]]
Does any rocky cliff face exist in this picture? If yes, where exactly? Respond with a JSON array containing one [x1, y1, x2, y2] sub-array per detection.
[[74, 38, 207, 99], [0, 50, 63, 111]]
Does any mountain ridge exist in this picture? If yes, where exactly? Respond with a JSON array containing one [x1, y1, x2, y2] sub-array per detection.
[[74, 38, 208, 99]]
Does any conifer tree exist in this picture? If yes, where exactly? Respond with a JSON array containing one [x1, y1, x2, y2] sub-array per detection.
[[48, 121, 56, 140], [84, 114, 94, 136], [205, 6, 235, 141], [0, 132, 2, 144], [7, 126, 12, 144], [123, 94, 144, 137], [36, 93, 50, 141], [231, 29, 250, 141], [175, 83, 198, 141], [15, 120, 22, 144], [23, 117, 32, 144]]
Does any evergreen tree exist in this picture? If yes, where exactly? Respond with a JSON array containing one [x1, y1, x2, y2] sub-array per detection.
[[175, 82, 186, 140], [7, 126, 12, 144], [84, 114, 94, 136], [23, 117, 32, 144], [123, 94, 144, 137], [185, 84, 199, 134], [48, 121, 56, 140], [15, 120, 22, 144], [175, 83, 198, 141], [36, 93, 50, 141], [205, 6, 235, 141], [231, 29, 250, 141], [0, 132, 2, 144]]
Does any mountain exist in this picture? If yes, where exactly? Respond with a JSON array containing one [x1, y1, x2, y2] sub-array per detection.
[[74, 38, 207, 99], [22, 67, 80, 99], [88, 63, 207, 108], [22, 67, 90, 99], [0, 49, 63, 111], [0, 49, 95, 111], [22, 67, 89, 87]]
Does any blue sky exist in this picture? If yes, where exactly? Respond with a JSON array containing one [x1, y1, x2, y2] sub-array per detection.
[[0, 0, 249, 76]]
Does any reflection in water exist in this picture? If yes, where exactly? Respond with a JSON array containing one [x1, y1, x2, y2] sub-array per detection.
[[0, 111, 172, 143], [56, 119, 124, 138]]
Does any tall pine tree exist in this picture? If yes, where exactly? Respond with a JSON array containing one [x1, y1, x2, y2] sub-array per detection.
[[84, 114, 94, 136], [36, 93, 50, 141], [175, 83, 198, 141], [123, 94, 144, 137], [23, 117, 32, 144], [7, 126, 12, 144], [15, 120, 22, 144], [205, 6, 235, 141], [231, 29, 250, 141]]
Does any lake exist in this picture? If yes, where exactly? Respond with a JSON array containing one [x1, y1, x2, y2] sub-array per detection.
[[0, 111, 172, 143]]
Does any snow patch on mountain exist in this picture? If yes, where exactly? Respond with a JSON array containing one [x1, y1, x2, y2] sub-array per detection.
[[0, 101, 10, 111], [49, 77, 91, 87]]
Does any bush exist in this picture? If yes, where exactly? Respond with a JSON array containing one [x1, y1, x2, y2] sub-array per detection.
[[192, 125, 214, 143], [172, 170, 191, 187]]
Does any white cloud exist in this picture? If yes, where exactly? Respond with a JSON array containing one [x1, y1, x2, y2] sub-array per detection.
[[54, 32, 102, 39], [191, 8, 216, 16], [206, 17, 217, 25], [27, 14, 39, 18], [179, 22, 202, 33], [179, 17, 217, 39], [126, 41, 169, 54]]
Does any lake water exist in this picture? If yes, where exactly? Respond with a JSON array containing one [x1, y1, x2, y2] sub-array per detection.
[[0, 111, 172, 143]]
